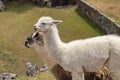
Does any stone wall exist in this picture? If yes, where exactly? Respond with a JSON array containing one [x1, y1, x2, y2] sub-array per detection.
[[51, 0, 76, 7], [77, 0, 120, 35]]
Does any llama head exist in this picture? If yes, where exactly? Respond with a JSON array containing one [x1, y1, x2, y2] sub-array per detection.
[[25, 32, 44, 48], [34, 16, 62, 32]]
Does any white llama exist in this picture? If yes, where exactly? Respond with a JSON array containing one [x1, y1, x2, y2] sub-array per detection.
[[34, 16, 120, 80], [25, 32, 112, 80]]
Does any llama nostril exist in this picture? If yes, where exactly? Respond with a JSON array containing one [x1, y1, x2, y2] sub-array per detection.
[[25, 41, 29, 48], [34, 26, 37, 30], [27, 37, 30, 40], [34, 26, 38, 30]]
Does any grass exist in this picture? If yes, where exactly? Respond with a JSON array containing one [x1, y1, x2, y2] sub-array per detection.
[[86, 0, 120, 24], [15, 71, 55, 80], [0, 1, 104, 79]]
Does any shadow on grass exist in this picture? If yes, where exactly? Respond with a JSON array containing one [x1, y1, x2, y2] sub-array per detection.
[[75, 9, 106, 35], [5, 1, 39, 13], [4, 1, 105, 35]]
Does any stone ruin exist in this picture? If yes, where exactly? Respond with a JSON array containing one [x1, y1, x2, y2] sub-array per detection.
[[77, 0, 120, 35], [0, 0, 76, 11], [51, 0, 76, 7], [0, 73, 17, 80], [0, 0, 76, 8], [26, 62, 50, 76], [26, 62, 39, 76], [0, 0, 5, 11], [29, 0, 76, 7]]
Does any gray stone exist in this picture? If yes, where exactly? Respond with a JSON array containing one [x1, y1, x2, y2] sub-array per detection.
[[51, 0, 76, 7], [32, 0, 51, 6], [0, 0, 5, 11], [77, 0, 120, 35], [0, 73, 17, 80], [26, 62, 39, 76]]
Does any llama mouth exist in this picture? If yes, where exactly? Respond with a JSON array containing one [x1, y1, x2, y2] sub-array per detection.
[[25, 41, 30, 48]]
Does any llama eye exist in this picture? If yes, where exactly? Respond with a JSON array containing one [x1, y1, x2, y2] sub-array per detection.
[[41, 23, 46, 25]]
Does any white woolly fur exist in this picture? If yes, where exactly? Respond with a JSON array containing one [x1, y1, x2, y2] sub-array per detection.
[[34, 16, 120, 80]]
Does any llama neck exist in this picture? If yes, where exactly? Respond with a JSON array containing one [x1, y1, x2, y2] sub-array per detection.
[[34, 45, 57, 68], [43, 25, 65, 63]]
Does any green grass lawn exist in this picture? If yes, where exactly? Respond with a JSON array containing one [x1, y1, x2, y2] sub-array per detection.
[[0, 1, 104, 80]]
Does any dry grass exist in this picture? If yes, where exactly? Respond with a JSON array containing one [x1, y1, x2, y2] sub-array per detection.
[[16, 71, 55, 80], [86, 0, 120, 24]]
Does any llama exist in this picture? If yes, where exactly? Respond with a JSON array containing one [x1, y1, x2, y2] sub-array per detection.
[[34, 16, 120, 80], [25, 31, 112, 80], [25, 32, 72, 80]]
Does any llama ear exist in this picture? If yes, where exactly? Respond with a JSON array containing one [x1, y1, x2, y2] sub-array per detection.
[[51, 20, 63, 25]]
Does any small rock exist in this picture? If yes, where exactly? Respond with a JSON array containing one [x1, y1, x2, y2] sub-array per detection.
[[40, 64, 48, 72], [0, 73, 18, 80], [0, 0, 5, 11], [26, 62, 39, 76]]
